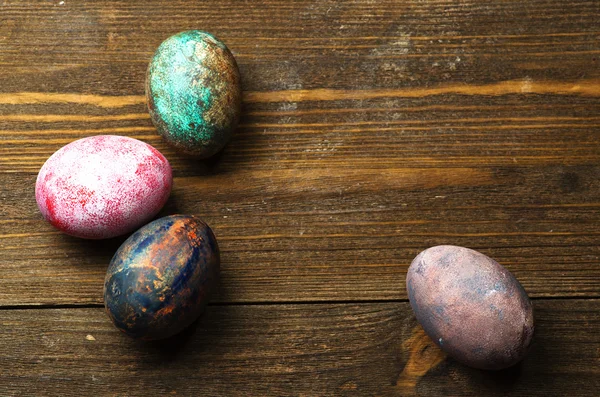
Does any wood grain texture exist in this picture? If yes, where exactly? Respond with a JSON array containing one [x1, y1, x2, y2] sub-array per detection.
[[2, 168, 600, 305], [1, 0, 599, 395], [1, 0, 599, 305], [1, 300, 599, 396]]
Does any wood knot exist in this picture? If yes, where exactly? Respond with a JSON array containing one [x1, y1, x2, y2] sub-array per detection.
[[396, 326, 446, 393]]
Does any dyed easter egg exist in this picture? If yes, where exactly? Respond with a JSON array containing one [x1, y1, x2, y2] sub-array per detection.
[[104, 215, 220, 340], [35, 135, 172, 239], [146, 30, 242, 158], [406, 245, 534, 370]]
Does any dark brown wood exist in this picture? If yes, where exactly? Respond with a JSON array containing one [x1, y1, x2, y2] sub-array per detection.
[[0, 300, 598, 396], [0, 0, 599, 394], [1, 0, 600, 305], [2, 169, 600, 305]]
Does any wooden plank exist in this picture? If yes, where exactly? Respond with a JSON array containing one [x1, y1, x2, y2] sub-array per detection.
[[0, 299, 598, 396], [1, 1, 598, 395], [1, 0, 599, 305], [2, 165, 600, 305], [2, 102, 600, 172], [1, 0, 599, 171], [1, 1, 599, 94]]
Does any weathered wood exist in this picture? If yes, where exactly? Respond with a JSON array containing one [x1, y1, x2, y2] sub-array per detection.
[[0, 300, 598, 396], [2, 167, 600, 305], [1, 1, 599, 94], [1, 0, 599, 394], [1, 0, 599, 306]]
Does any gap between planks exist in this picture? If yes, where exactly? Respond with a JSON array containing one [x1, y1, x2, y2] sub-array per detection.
[[0, 296, 597, 311]]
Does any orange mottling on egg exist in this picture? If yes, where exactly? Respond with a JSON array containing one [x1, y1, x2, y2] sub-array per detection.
[[104, 215, 220, 340]]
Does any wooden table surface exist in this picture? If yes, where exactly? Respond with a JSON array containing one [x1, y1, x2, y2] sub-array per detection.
[[1, 1, 599, 395]]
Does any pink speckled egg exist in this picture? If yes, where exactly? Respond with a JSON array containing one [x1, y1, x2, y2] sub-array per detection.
[[35, 135, 172, 239]]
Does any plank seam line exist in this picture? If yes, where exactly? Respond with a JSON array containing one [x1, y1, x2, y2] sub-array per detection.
[[0, 296, 597, 310]]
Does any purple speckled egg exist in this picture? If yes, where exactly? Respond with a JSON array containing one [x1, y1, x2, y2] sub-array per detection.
[[406, 245, 534, 370], [35, 135, 172, 239]]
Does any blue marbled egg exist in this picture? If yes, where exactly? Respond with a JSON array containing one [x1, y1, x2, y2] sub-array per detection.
[[104, 215, 220, 340]]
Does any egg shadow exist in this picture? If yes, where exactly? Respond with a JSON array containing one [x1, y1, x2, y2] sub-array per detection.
[[68, 234, 129, 259], [121, 303, 244, 395], [463, 325, 549, 393], [460, 360, 524, 394], [54, 233, 130, 280], [171, 146, 229, 178], [127, 303, 227, 364], [133, 314, 205, 362], [415, 335, 537, 395]]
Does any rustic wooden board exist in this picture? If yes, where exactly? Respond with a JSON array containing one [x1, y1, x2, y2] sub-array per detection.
[[2, 173, 600, 305], [1, 0, 599, 305], [1, 0, 599, 394], [1, 300, 598, 396]]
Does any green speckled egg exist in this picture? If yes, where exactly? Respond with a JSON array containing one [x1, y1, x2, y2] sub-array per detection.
[[146, 31, 242, 158]]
